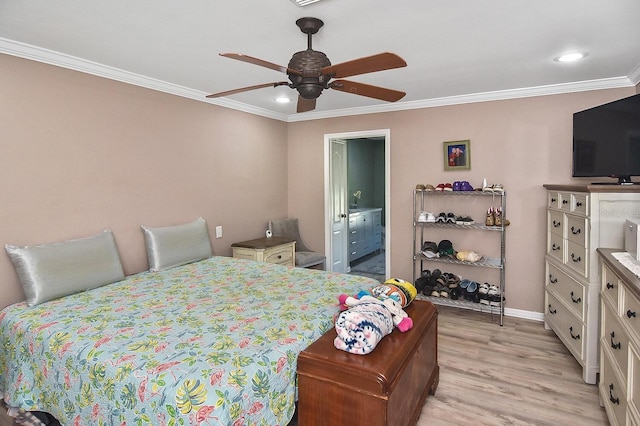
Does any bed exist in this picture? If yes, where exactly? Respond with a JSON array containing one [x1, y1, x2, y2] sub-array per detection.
[[0, 255, 378, 425]]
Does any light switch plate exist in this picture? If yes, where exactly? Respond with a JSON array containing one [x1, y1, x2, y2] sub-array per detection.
[[215, 225, 223, 239]]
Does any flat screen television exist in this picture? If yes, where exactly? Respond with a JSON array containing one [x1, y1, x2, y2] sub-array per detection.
[[572, 93, 640, 184]]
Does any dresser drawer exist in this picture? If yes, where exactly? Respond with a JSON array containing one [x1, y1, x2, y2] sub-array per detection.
[[630, 346, 640, 422], [566, 214, 589, 247], [600, 350, 628, 426], [566, 240, 588, 278], [546, 291, 584, 361], [571, 193, 588, 216], [264, 246, 294, 265], [548, 210, 564, 237], [622, 287, 640, 344], [548, 233, 564, 262], [602, 263, 621, 313], [559, 192, 572, 212], [548, 191, 561, 209], [546, 262, 586, 320], [602, 301, 629, 381]]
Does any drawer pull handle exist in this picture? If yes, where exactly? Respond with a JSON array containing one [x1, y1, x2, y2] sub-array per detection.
[[610, 331, 621, 350], [570, 253, 581, 262], [552, 244, 561, 251], [609, 384, 620, 405], [548, 304, 556, 314], [552, 220, 561, 228], [606, 282, 614, 290], [549, 275, 557, 284], [551, 197, 557, 203], [562, 200, 568, 205], [569, 326, 580, 340], [576, 201, 583, 207], [277, 255, 282, 259], [570, 226, 581, 235], [570, 291, 581, 304], [627, 309, 637, 318]]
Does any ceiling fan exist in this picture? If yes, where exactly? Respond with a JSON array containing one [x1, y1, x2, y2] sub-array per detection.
[[206, 17, 407, 113]]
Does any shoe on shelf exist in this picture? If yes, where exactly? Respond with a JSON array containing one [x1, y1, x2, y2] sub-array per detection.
[[421, 241, 439, 258], [494, 207, 510, 227], [455, 215, 466, 225], [426, 212, 436, 222], [456, 250, 482, 262], [416, 184, 425, 191], [452, 181, 462, 191], [461, 181, 474, 191], [485, 207, 495, 226], [436, 212, 447, 223], [492, 184, 504, 193], [435, 183, 445, 191], [418, 211, 428, 222], [443, 183, 453, 192], [459, 216, 474, 225], [488, 285, 503, 306], [479, 282, 490, 305], [425, 184, 436, 191], [446, 212, 456, 223]]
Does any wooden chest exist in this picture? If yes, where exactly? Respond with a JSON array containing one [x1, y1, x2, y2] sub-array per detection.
[[297, 300, 439, 426]]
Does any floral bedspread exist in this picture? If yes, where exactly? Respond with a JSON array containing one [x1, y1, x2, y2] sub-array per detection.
[[0, 256, 376, 426]]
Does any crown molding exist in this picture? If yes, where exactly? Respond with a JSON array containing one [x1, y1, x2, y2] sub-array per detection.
[[1, 37, 636, 123]]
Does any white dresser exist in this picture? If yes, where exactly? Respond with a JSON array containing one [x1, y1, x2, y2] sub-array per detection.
[[543, 184, 640, 384], [599, 248, 640, 425]]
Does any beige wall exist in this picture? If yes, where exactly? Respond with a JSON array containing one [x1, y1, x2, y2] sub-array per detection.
[[1, 52, 638, 314], [287, 88, 636, 314], [0, 54, 289, 309]]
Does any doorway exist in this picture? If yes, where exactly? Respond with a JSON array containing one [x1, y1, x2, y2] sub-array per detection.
[[324, 129, 390, 282]]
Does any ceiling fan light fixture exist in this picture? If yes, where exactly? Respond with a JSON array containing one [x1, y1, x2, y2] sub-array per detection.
[[554, 52, 588, 62], [289, 0, 322, 6]]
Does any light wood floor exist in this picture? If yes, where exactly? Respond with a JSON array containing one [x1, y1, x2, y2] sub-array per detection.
[[417, 306, 608, 425]]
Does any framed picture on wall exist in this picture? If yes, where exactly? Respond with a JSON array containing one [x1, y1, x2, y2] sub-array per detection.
[[443, 140, 471, 171]]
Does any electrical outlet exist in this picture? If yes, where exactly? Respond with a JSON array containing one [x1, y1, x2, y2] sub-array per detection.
[[215, 226, 223, 239]]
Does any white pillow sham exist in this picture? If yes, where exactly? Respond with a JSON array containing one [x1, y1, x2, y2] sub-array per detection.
[[141, 217, 212, 272], [5, 229, 125, 306]]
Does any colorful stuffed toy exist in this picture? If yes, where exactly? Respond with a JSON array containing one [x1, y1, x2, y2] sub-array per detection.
[[334, 279, 416, 355]]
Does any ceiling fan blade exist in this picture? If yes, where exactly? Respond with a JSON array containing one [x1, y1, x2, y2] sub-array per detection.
[[220, 53, 303, 76], [206, 82, 289, 98], [297, 96, 316, 113], [329, 80, 406, 102], [322, 52, 407, 78]]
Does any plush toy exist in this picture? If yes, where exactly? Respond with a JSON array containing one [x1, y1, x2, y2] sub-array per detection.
[[338, 294, 413, 332], [339, 278, 417, 310]]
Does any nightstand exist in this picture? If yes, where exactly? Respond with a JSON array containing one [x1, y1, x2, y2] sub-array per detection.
[[231, 237, 296, 267]]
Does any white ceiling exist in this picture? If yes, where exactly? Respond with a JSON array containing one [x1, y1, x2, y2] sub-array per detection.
[[1, 0, 639, 122]]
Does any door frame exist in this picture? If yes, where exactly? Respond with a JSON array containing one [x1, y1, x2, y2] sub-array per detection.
[[324, 129, 391, 275]]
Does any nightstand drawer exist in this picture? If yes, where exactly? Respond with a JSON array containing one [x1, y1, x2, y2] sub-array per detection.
[[264, 246, 294, 265], [622, 287, 640, 344]]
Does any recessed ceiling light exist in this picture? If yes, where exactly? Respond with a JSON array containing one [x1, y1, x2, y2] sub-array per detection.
[[275, 96, 291, 103], [289, 0, 322, 6], [554, 52, 588, 62]]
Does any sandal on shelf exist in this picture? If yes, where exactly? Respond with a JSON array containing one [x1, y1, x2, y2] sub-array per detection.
[[485, 207, 495, 227]]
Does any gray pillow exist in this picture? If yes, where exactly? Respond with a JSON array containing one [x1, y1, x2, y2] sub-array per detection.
[[141, 217, 213, 271], [5, 229, 125, 306]]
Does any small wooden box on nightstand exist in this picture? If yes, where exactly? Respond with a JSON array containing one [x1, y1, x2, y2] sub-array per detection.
[[231, 236, 296, 267]]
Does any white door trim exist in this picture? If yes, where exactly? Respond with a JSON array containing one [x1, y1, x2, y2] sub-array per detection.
[[324, 129, 391, 276]]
